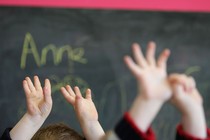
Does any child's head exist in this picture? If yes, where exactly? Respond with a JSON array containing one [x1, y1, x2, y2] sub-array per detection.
[[31, 123, 84, 140]]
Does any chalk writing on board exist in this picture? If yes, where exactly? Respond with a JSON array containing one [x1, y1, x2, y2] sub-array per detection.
[[50, 74, 89, 94], [20, 33, 87, 69], [184, 66, 201, 75], [19, 32, 90, 95]]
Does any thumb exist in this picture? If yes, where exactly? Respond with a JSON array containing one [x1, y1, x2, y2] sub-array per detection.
[[170, 84, 184, 105], [172, 84, 184, 98]]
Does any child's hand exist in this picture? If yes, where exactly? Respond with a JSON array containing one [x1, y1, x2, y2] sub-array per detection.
[[61, 85, 98, 122], [124, 42, 171, 132], [124, 42, 171, 101], [9, 76, 52, 140], [169, 74, 206, 138], [169, 74, 203, 113], [23, 76, 52, 119], [61, 85, 104, 140]]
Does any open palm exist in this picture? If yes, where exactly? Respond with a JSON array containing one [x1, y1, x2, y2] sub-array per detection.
[[61, 85, 98, 122], [23, 76, 52, 118], [124, 42, 171, 101]]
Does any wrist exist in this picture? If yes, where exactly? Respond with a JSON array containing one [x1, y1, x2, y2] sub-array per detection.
[[10, 113, 47, 140], [129, 96, 164, 132], [181, 106, 207, 138], [181, 104, 204, 117], [79, 120, 105, 140], [80, 119, 100, 128], [24, 113, 47, 125], [130, 95, 164, 116]]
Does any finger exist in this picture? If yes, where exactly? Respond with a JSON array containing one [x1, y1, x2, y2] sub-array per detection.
[[168, 74, 189, 90], [176, 75, 189, 92], [34, 76, 42, 90], [185, 76, 195, 93], [60, 87, 75, 104], [74, 86, 82, 98], [124, 56, 142, 79], [146, 41, 156, 66], [132, 43, 147, 67], [66, 85, 76, 97], [189, 76, 196, 89], [157, 49, 170, 70], [85, 88, 92, 100], [170, 83, 184, 104], [75, 94, 83, 111], [23, 80, 31, 98], [173, 84, 184, 97], [25, 77, 35, 92], [173, 75, 191, 93], [168, 73, 182, 83], [44, 79, 52, 103]]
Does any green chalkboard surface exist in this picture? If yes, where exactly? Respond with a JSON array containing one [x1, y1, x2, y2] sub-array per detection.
[[0, 7, 210, 139]]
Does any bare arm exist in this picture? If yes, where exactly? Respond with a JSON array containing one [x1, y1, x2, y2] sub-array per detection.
[[169, 74, 207, 138], [124, 42, 171, 132], [100, 42, 172, 140], [10, 76, 52, 140], [61, 85, 105, 140]]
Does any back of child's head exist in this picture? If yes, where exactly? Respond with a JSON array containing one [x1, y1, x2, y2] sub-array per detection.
[[31, 123, 84, 140]]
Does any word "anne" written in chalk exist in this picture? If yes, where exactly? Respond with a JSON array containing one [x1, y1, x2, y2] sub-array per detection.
[[20, 33, 87, 69]]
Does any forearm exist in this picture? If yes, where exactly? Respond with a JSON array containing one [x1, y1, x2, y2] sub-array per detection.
[[100, 112, 156, 140], [129, 96, 163, 132], [181, 105, 207, 138], [10, 113, 46, 140], [80, 120, 105, 140]]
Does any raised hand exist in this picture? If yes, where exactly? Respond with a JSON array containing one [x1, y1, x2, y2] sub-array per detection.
[[124, 42, 172, 132], [169, 74, 206, 138], [124, 42, 171, 101], [169, 74, 203, 111], [9, 76, 52, 140], [61, 85, 98, 122], [23, 76, 52, 118], [61, 85, 104, 140]]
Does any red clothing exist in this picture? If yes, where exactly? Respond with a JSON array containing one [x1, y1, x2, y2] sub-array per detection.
[[115, 112, 156, 140], [176, 124, 210, 140], [114, 112, 210, 140], [1, 113, 210, 140], [124, 112, 156, 140]]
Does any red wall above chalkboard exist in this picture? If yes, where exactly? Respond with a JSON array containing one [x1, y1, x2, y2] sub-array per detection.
[[0, 0, 210, 13]]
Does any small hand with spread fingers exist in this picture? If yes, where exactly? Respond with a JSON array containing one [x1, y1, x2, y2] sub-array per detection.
[[23, 76, 52, 118], [124, 42, 171, 132], [10, 76, 52, 140], [61, 85, 104, 140]]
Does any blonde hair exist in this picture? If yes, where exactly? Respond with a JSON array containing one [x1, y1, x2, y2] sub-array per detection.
[[32, 123, 84, 140]]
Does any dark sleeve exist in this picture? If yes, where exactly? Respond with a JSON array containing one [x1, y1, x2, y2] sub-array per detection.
[[0, 128, 12, 140], [114, 112, 156, 140], [176, 124, 210, 140]]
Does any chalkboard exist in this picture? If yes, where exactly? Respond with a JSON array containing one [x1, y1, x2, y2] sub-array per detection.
[[0, 7, 210, 139]]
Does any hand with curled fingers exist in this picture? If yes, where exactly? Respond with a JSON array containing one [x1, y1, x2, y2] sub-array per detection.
[[169, 73, 207, 139]]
